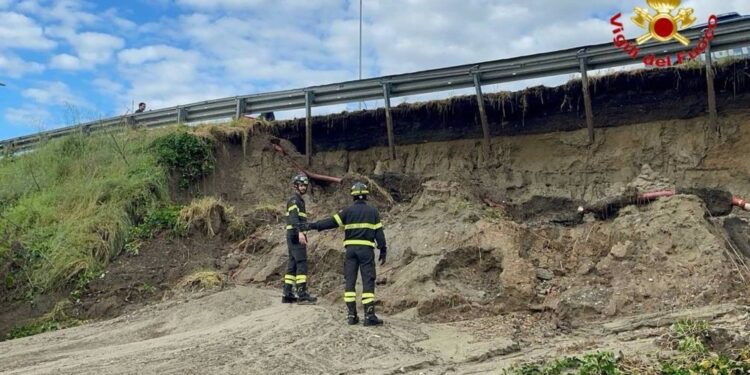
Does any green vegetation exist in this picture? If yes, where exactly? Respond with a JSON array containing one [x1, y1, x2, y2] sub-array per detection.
[[503, 320, 750, 375], [503, 352, 620, 375], [124, 204, 187, 256], [151, 131, 214, 188], [0, 126, 221, 298], [4, 300, 82, 341]]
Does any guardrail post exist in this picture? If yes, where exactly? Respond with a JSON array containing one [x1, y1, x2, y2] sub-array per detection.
[[234, 97, 246, 120], [704, 40, 718, 134], [472, 72, 491, 156], [305, 90, 314, 166], [578, 50, 595, 145], [177, 107, 187, 125], [382, 82, 397, 160]]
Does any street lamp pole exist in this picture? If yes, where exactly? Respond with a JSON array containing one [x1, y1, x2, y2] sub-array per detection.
[[351, 1, 365, 111]]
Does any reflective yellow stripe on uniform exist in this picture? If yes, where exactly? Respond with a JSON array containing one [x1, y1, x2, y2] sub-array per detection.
[[296, 275, 307, 283], [343, 239, 376, 247], [343, 291, 356, 303], [343, 222, 383, 230], [286, 205, 307, 217], [333, 214, 343, 227], [361, 292, 375, 304], [284, 274, 296, 285], [286, 225, 293, 230]]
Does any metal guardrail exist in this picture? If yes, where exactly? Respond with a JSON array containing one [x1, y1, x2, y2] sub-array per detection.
[[2, 14, 750, 152]]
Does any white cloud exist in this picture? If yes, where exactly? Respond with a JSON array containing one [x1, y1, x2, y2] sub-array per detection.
[[5, 106, 52, 129], [0, 52, 44, 77], [21, 81, 84, 107], [176, 0, 267, 10], [0, 0, 10, 9], [18, 0, 98, 28], [0, 11, 56, 50], [69, 32, 124, 64], [47, 31, 124, 70], [102, 8, 136, 30], [683, 0, 750, 20], [92, 77, 124, 94], [118, 45, 193, 65], [49, 53, 81, 70], [115, 44, 236, 109]]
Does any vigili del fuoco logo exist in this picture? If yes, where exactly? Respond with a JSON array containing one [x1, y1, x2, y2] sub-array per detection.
[[610, 0, 718, 67]]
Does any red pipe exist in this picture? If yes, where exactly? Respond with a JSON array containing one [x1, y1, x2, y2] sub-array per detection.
[[733, 196, 750, 211], [638, 190, 676, 200], [270, 142, 343, 184]]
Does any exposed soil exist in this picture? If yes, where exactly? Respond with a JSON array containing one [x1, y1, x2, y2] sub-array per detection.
[[263, 60, 750, 152]]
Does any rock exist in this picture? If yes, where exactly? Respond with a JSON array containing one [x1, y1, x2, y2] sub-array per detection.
[[596, 256, 613, 274], [536, 268, 554, 281], [610, 241, 633, 259], [373, 160, 384, 176], [234, 267, 256, 284], [224, 257, 240, 271], [577, 260, 595, 275]]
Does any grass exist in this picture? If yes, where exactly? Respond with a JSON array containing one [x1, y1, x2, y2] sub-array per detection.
[[0, 128, 170, 296], [178, 197, 236, 237], [503, 320, 750, 375], [177, 270, 225, 291], [0, 122, 242, 298], [3, 300, 83, 341]]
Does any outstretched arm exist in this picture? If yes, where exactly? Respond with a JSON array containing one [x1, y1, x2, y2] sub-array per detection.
[[307, 210, 345, 231]]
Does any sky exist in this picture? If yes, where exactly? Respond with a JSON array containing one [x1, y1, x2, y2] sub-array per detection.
[[1, 0, 749, 140]]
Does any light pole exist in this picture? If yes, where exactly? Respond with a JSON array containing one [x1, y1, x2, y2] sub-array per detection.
[[359, 0, 362, 81], [359, 0, 362, 111]]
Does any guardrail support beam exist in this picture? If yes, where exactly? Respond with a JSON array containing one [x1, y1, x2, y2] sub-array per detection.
[[177, 107, 188, 125], [472, 73, 491, 156], [578, 55, 595, 145], [234, 98, 246, 120], [705, 42, 718, 134], [305, 91, 314, 166], [382, 83, 397, 160]]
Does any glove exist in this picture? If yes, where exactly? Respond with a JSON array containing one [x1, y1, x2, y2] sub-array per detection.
[[378, 247, 387, 265]]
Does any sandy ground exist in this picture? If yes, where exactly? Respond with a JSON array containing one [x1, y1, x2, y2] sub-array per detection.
[[1, 285, 746, 375]]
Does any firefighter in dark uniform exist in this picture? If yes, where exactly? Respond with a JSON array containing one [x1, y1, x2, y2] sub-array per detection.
[[282, 173, 318, 304], [305, 182, 386, 326]]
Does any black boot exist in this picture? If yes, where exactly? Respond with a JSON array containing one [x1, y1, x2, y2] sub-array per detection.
[[281, 283, 297, 304], [296, 283, 318, 305], [346, 302, 359, 325], [363, 303, 383, 326]]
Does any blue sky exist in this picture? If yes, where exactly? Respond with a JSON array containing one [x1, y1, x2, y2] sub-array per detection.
[[1, 0, 748, 141]]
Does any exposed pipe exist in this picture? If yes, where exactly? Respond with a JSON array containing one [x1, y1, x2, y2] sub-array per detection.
[[638, 190, 676, 201], [578, 190, 750, 217], [269, 140, 343, 184], [733, 196, 750, 211]]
